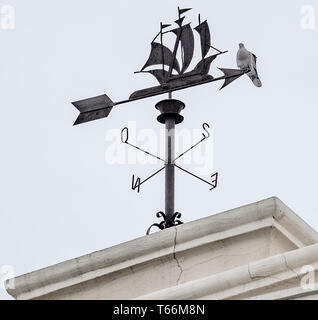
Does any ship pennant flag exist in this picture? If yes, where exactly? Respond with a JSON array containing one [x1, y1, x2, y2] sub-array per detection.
[[160, 23, 171, 30], [179, 7, 192, 15]]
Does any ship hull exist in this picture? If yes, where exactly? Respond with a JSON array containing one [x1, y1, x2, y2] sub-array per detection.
[[129, 74, 213, 100]]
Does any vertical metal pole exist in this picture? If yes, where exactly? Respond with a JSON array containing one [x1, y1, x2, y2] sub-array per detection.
[[154, 98, 184, 231], [165, 116, 175, 222]]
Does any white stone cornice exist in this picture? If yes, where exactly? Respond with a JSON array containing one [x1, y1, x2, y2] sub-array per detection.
[[136, 243, 318, 300], [6, 197, 318, 300]]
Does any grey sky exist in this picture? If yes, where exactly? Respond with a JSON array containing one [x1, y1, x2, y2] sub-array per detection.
[[1, 0, 317, 299]]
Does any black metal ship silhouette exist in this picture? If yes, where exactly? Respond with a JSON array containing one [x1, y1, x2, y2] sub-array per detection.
[[132, 10, 231, 99], [72, 8, 249, 125]]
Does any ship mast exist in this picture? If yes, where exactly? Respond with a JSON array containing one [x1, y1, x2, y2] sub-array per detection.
[[167, 7, 186, 79], [198, 14, 204, 60], [160, 23, 164, 74]]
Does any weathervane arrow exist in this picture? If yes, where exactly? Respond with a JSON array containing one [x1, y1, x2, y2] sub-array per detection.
[[72, 9, 260, 126], [71, 8, 262, 234], [72, 69, 246, 125]]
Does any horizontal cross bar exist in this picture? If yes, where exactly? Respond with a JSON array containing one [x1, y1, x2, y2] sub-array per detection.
[[126, 141, 165, 163], [174, 164, 217, 190]]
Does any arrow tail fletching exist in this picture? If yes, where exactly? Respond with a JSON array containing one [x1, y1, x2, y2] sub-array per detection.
[[73, 107, 113, 125], [72, 94, 114, 125]]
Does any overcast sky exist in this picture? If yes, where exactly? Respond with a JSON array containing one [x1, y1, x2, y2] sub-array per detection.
[[1, 0, 317, 299]]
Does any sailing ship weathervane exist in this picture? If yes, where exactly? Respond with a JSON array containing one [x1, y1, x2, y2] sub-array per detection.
[[71, 7, 262, 234]]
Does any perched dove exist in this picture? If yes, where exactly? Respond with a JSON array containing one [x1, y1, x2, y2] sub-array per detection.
[[236, 43, 262, 87]]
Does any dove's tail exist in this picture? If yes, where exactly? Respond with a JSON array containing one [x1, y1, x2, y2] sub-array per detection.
[[252, 78, 262, 87], [248, 74, 262, 87]]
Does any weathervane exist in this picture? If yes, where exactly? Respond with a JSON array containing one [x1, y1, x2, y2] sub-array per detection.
[[71, 7, 261, 233]]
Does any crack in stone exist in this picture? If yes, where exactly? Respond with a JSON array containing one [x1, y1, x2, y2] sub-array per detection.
[[129, 266, 135, 275], [247, 258, 301, 287], [282, 254, 301, 282], [173, 226, 183, 285]]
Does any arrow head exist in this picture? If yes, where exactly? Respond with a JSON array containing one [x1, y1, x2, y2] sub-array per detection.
[[218, 68, 246, 90]]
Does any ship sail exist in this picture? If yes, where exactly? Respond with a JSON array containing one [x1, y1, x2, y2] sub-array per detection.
[[141, 42, 180, 74], [171, 24, 194, 74], [147, 69, 169, 84], [194, 20, 211, 58], [192, 54, 218, 75]]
